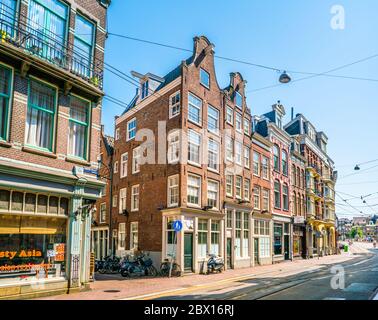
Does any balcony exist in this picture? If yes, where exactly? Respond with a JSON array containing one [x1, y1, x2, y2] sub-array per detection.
[[306, 163, 321, 177], [0, 15, 103, 91], [322, 172, 337, 184]]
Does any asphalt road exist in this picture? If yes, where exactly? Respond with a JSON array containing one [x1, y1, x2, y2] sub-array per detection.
[[157, 249, 378, 300]]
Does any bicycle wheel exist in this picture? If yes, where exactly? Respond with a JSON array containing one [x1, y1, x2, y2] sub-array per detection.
[[148, 266, 158, 277], [159, 262, 169, 277], [172, 263, 182, 277]]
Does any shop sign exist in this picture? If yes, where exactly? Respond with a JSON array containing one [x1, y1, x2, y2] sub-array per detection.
[[54, 244, 65, 262], [293, 216, 305, 224], [0, 249, 42, 260], [184, 218, 194, 231]]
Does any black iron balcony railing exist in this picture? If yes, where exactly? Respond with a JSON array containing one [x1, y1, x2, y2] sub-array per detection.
[[0, 14, 103, 89]]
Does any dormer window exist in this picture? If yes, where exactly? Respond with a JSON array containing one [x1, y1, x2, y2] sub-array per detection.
[[141, 81, 149, 99], [235, 92, 242, 109], [200, 68, 210, 88]]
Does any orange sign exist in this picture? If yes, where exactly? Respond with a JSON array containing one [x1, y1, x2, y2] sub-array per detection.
[[54, 244, 65, 262]]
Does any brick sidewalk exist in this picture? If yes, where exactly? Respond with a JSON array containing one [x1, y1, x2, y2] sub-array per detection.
[[36, 250, 369, 300]]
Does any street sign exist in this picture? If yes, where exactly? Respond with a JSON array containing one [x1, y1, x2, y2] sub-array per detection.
[[173, 220, 183, 232]]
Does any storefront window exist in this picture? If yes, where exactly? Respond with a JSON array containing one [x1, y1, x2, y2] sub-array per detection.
[[198, 220, 208, 258], [210, 221, 220, 256], [166, 218, 176, 257], [235, 212, 241, 257], [0, 215, 67, 284], [243, 213, 249, 257], [274, 223, 283, 255]]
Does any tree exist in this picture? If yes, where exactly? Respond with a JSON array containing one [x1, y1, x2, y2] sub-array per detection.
[[349, 227, 363, 239]]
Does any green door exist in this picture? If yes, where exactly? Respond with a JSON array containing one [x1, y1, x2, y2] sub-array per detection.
[[226, 238, 232, 269], [184, 233, 193, 272], [254, 238, 259, 265]]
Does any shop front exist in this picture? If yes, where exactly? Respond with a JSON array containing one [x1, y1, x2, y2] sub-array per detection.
[[161, 208, 225, 274], [252, 212, 273, 266], [273, 215, 292, 263], [0, 167, 104, 299], [292, 216, 306, 259]]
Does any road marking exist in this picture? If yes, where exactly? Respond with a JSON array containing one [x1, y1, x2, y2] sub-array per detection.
[[344, 283, 377, 293], [323, 297, 346, 300], [373, 293, 378, 300], [350, 259, 371, 266]]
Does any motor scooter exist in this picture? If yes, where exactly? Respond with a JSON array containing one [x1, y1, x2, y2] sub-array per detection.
[[207, 254, 224, 274]]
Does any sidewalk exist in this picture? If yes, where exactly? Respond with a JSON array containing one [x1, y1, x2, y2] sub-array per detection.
[[37, 249, 370, 300]]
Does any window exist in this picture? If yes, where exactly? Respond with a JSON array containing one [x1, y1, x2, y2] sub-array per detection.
[[26, 79, 56, 151], [100, 203, 106, 223], [244, 178, 250, 201], [244, 147, 250, 169], [207, 105, 219, 133], [243, 212, 249, 257], [207, 180, 219, 209], [282, 183, 289, 211], [262, 156, 269, 179], [200, 68, 210, 88], [208, 139, 219, 171], [0, 65, 12, 140], [127, 118, 136, 141], [235, 141, 242, 165], [188, 93, 202, 125], [28, 0, 68, 64], [141, 81, 149, 99], [274, 181, 281, 209], [262, 189, 270, 211], [225, 136, 233, 162], [166, 218, 176, 256], [226, 174, 233, 197], [187, 174, 201, 206], [168, 175, 179, 207], [244, 118, 250, 135], [118, 223, 126, 250], [235, 176, 242, 199], [273, 145, 280, 171], [210, 221, 220, 255], [115, 128, 120, 140], [226, 209, 232, 228], [235, 212, 241, 257], [0, 0, 17, 36], [226, 106, 233, 125], [282, 150, 288, 175], [68, 96, 89, 159], [169, 91, 180, 118], [198, 220, 208, 258], [113, 161, 118, 174], [120, 153, 128, 178], [73, 13, 95, 78], [119, 188, 126, 214], [168, 131, 180, 163], [274, 224, 283, 255], [132, 147, 141, 173], [112, 195, 117, 208], [292, 165, 296, 186], [188, 130, 201, 164], [259, 237, 271, 258], [253, 186, 260, 210], [235, 112, 242, 132], [253, 152, 260, 176], [131, 185, 139, 211], [130, 222, 138, 250], [235, 92, 242, 109]]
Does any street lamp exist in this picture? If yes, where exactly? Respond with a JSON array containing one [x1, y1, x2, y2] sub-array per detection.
[[279, 71, 292, 84], [354, 165, 360, 171]]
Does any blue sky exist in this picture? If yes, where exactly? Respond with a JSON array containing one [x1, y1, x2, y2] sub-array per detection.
[[102, 0, 378, 218]]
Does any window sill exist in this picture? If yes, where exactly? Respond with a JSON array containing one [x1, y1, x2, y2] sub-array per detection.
[[187, 119, 202, 128], [207, 167, 220, 174], [188, 161, 202, 168], [65, 156, 90, 166], [0, 140, 11, 148], [169, 113, 180, 120], [22, 146, 57, 159]]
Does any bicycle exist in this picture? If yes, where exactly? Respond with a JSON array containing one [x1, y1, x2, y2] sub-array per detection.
[[98, 255, 121, 274], [159, 254, 182, 277]]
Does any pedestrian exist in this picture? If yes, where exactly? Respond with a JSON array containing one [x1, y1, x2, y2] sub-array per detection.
[[373, 240, 377, 249]]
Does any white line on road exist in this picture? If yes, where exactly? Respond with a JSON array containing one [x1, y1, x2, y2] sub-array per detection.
[[323, 297, 346, 300]]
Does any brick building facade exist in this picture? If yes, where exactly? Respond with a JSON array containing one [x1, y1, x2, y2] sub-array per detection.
[[0, 0, 110, 299]]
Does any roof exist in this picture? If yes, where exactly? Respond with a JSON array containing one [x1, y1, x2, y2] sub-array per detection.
[[103, 135, 114, 155]]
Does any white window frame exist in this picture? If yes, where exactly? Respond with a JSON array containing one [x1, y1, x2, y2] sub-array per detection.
[[207, 180, 219, 209], [253, 152, 260, 176], [262, 188, 270, 211], [127, 117, 137, 141], [131, 184, 140, 212], [188, 92, 202, 126], [235, 176, 242, 199], [168, 130, 180, 164], [115, 128, 120, 140], [262, 156, 269, 180], [113, 161, 118, 174], [100, 203, 106, 223], [226, 106, 234, 125], [235, 91, 243, 109], [235, 112, 242, 133], [120, 152, 128, 178], [169, 91, 181, 119], [244, 118, 250, 135], [235, 141, 242, 165], [244, 178, 250, 201], [244, 146, 250, 169], [118, 223, 126, 251], [187, 174, 201, 207], [207, 138, 219, 172], [254, 185, 261, 210], [226, 174, 233, 197], [112, 195, 117, 208], [188, 129, 201, 166], [225, 136, 234, 162], [132, 146, 141, 174], [200, 68, 210, 88], [130, 222, 138, 250], [207, 105, 219, 134], [119, 188, 127, 214], [168, 175, 179, 207]]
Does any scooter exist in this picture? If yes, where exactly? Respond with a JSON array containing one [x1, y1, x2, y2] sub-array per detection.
[[207, 254, 224, 274], [120, 254, 147, 277]]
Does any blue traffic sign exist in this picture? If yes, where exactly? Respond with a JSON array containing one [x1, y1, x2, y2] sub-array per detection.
[[173, 220, 183, 232]]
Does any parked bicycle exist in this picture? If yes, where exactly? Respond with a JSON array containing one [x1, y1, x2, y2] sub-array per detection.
[[120, 252, 157, 277], [98, 255, 121, 274], [160, 254, 182, 277]]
